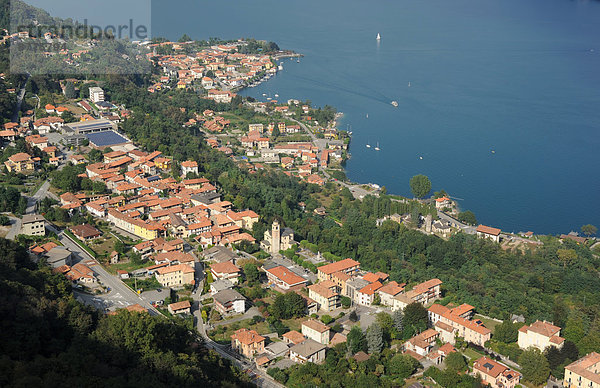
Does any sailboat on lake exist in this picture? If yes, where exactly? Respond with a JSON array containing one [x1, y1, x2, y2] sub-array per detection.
[[376, 33, 381, 40], [374, 142, 380, 151]]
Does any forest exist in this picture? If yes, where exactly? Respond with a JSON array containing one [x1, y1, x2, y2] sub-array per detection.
[[0, 238, 252, 387]]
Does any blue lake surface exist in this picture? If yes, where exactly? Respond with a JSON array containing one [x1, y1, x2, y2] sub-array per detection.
[[42, 0, 600, 234]]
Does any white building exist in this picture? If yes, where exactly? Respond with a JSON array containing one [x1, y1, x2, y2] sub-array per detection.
[[517, 320, 565, 351], [89, 87, 105, 103]]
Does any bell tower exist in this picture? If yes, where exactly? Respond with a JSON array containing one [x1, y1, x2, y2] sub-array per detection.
[[272, 220, 281, 254]]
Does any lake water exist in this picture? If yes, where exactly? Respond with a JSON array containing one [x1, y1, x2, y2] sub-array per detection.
[[41, 0, 600, 234]]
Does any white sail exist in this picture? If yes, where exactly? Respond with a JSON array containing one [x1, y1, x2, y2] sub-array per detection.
[[376, 33, 381, 40]]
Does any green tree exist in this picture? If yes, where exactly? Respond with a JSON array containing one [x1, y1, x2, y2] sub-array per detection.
[[519, 348, 550, 385], [581, 224, 597, 237], [64, 81, 77, 98], [403, 302, 429, 333], [494, 320, 520, 343], [243, 263, 259, 284], [387, 353, 419, 378], [321, 315, 333, 325], [392, 309, 404, 333], [409, 174, 431, 199], [445, 352, 467, 372], [178, 33, 192, 42], [366, 322, 383, 353], [347, 326, 366, 354], [269, 292, 306, 320], [557, 248, 578, 268], [457, 210, 477, 225], [341, 296, 351, 308], [376, 312, 394, 339]]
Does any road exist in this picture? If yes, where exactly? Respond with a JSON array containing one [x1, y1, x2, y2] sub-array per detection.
[[437, 211, 476, 234], [194, 306, 284, 388], [5, 215, 21, 240], [292, 118, 377, 199], [26, 180, 57, 214]]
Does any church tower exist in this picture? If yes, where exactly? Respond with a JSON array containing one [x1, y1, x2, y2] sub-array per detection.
[[271, 220, 281, 254]]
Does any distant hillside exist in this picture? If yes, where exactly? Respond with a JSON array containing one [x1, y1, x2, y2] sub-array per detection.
[[0, 0, 64, 32]]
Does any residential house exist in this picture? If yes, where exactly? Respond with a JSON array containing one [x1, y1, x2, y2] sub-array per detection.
[[214, 288, 246, 316], [180, 160, 198, 176], [231, 328, 265, 358], [289, 339, 327, 365], [317, 258, 360, 282], [70, 224, 101, 240], [21, 214, 45, 236], [44, 246, 72, 268], [301, 319, 330, 345], [517, 320, 565, 351], [210, 279, 234, 295], [404, 329, 439, 356], [168, 300, 191, 315], [434, 197, 452, 209], [283, 330, 306, 345], [210, 261, 241, 284], [428, 303, 492, 347], [308, 280, 340, 312], [356, 281, 383, 306], [564, 352, 600, 388], [264, 265, 307, 290], [154, 264, 195, 287], [377, 281, 405, 307], [472, 357, 521, 388], [405, 278, 442, 305], [477, 224, 501, 242], [5, 152, 36, 172]]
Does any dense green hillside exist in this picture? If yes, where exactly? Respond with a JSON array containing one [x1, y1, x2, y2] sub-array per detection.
[[0, 238, 252, 387]]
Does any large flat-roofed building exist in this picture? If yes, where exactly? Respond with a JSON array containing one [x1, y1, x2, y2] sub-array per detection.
[[86, 130, 130, 148], [564, 352, 600, 388], [62, 119, 116, 135]]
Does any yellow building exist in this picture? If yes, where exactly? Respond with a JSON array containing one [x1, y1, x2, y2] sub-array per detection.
[[5, 152, 35, 172], [564, 352, 600, 388], [517, 320, 564, 351], [154, 264, 195, 287]]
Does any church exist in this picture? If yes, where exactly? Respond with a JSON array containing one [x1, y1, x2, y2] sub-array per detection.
[[261, 220, 295, 254]]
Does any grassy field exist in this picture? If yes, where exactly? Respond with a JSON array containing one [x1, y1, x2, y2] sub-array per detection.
[[463, 347, 484, 361], [474, 314, 501, 332], [209, 319, 270, 344]]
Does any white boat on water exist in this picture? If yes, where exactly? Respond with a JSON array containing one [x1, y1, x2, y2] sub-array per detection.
[[376, 33, 381, 40], [366, 144, 371, 148], [278, 62, 283, 70], [374, 142, 380, 151], [275, 94, 279, 97], [391, 101, 399, 107], [408, 82, 411, 87], [262, 93, 267, 96]]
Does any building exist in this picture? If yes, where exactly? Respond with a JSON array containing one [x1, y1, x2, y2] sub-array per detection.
[[377, 281, 405, 307], [356, 281, 383, 306], [472, 356, 521, 388], [21, 214, 46, 236], [44, 246, 72, 268], [405, 278, 442, 305], [168, 300, 191, 315], [214, 288, 246, 316], [317, 258, 360, 282], [231, 328, 265, 359], [70, 224, 102, 240], [301, 319, 330, 345], [264, 265, 308, 290], [517, 320, 565, 351], [476, 225, 501, 242], [289, 339, 327, 364], [428, 303, 492, 347], [89, 87, 105, 103], [308, 281, 340, 312], [154, 264, 195, 287], [404, 329, 439, 356], [564, 352, 600, 388], [283, 330, 306, 345], [210, 279, 234, 295], [5, 152, 36, 172], [63, 119, 116, 135], [180, 160, 198, 176], [261, 220, 295, 254], [210, 261, 241, 284]]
